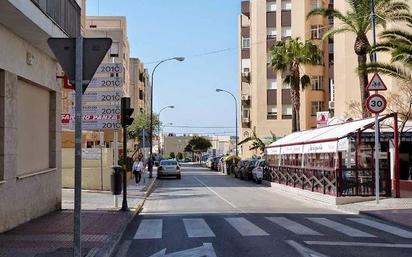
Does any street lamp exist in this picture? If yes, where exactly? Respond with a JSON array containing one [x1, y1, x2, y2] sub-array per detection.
[[216, 89, 238, 156], [149, 57, 185, 178], [158, 106, 175, 157]]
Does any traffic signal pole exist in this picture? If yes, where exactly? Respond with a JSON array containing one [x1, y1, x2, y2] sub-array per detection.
[[121, 97, 134, 211]]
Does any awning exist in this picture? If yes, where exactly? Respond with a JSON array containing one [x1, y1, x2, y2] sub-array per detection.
[[266, 116, 388, 154]]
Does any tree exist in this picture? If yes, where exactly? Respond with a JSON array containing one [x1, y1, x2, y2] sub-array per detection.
[[269, 38, 322, 132], [308, 0, 412, 118], [127, 111, 160, 141], [169, 152, 175, 159], [185, 136, 212, 162], [238, 130, 277, 154], [365, 23, 412, 132], [177, 152, 183, 160]]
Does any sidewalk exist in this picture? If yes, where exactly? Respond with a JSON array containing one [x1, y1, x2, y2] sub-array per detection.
[[0, 172, 156, 257], [337, 197, 412, 228]]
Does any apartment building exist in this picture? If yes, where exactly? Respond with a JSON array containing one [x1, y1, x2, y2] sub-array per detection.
[[239, 0, 334, 158], [130, 58, 151, 114], [0, 0, 83, 232]]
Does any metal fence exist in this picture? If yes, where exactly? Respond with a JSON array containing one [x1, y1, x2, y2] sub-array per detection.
[[31, 0, 81, 37]]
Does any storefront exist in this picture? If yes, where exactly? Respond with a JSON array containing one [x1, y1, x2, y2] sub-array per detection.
[[265, 113, 408, 198]]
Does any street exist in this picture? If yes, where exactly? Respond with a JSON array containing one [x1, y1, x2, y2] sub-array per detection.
[[114, 164, 412, 257]]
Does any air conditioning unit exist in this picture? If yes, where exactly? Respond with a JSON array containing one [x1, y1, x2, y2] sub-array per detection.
[[328, 101, 335, 109], [242, 117, 250, 123], [241, 95, 250, 101]]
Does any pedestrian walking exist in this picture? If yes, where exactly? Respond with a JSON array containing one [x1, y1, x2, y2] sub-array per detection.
[[132, 154, 144, 184]]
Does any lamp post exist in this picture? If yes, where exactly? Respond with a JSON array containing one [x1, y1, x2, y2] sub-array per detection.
[[158, 106, 175, 158], [216, 89, 238, 156], [149, 57, 185, 178]]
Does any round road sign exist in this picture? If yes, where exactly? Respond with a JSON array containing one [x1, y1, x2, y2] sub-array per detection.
[[366, 93, 387, 114]]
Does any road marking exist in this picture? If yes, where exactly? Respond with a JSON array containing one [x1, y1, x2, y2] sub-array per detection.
[[225, 217, 269, 236], [286, 240, 329, 257], [308, 218, 375, 238], [149, 243, 217, 257], [348, 218, 412, 238], [305, 241, 412, 248], [194, 176, 245, 213], [266, 217, 322, 236], [134, 219, 163, 239], [183, 218, 216, 238]]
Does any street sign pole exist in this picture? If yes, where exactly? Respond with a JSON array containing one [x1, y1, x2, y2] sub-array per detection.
[[371, 0, 380, 204], [73, 36, 83, 257]]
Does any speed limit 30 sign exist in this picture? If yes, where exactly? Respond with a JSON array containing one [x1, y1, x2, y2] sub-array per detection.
[[366, 93, 387, 114]]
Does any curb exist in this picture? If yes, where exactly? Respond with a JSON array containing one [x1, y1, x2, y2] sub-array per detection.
[[359, 210, 412, 229], [101, 177, 158, 257]]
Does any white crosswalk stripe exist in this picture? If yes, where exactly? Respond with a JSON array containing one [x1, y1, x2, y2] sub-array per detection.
[[348, 218, 412, 239], [225, 217, 269, 236], [308, 218, 375, 238], [183, 218, 216, 238], [266, 217, 322, 236], [134, 219, 163, 239]]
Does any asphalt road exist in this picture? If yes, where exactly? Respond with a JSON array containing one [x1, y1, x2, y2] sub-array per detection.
[[114, 165, 412, 257]]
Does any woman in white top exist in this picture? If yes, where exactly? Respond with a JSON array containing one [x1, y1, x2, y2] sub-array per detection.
[[132, 154, 144, 184]]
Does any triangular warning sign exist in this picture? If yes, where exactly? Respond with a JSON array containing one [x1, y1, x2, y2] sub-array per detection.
[[366, 73, 387, 91]]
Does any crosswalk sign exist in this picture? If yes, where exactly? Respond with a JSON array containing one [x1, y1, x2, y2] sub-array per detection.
[[366, 73, 387, 91]]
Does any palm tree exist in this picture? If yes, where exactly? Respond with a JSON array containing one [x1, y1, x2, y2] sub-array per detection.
[[238, 130, 277, 154], [365, 22, 412, 131], [308, 0, 412, 118], [269, 38, 322, 132]]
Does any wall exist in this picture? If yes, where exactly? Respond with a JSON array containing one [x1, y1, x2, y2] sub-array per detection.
[[62, 148, 115, 190], [0, 21, 61, 232]]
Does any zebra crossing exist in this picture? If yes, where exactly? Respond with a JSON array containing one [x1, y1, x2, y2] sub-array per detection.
[[132, 216, 412, 241]]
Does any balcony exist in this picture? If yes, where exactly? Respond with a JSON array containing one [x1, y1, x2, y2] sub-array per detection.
[[241, 71, 251, 83], [31, 0, 81, 37], [241, 94, 251, 106]]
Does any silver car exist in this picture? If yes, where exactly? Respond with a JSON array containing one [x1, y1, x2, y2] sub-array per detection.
[[252, 160, 265, 183], [157, 160, 181, 179]]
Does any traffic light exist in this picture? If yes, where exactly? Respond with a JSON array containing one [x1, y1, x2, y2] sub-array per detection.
[[121, 97, 134, 127]]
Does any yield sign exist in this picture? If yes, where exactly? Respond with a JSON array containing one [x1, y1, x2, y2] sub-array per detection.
[[366, 73, 387, 91], [47, 37, 112, 93]]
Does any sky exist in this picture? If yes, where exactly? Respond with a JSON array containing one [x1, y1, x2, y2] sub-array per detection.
[[86, 0, 241, 137]]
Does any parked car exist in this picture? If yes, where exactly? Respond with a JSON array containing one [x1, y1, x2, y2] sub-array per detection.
[[157, 160, 181, 179], [252, 159, 266, 183], [241, 159, 258, 180], [211, 157, 221, 171], [234, 160, 248, 179], [205, 157, 214, 169]]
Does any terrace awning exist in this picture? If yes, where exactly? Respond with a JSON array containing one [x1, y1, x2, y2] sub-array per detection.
[[266, 116, 387, 155]]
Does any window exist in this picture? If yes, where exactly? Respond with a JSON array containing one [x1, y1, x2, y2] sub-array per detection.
[[139, 90, 144, 100], [267, 27, 277, 39], [311, 25, 323, 39], [281, 0, 292, 10], [311, 0, 321, 10], [267, 79, 277, 89], [242, 59, 251, 73], [110, 42, 119, 57], [267, 105, 277, 119], [282, 27, 292, 38], [242, 108, 250, 119], [282, 104, 292, 119], [267, 1, 277, 12], [311, 76, 323, 91], [242, 36, 250, 49], [311, 101, 324, 116]]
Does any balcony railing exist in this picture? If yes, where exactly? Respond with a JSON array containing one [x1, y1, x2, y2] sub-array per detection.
[[31, 0, 81, 37]]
